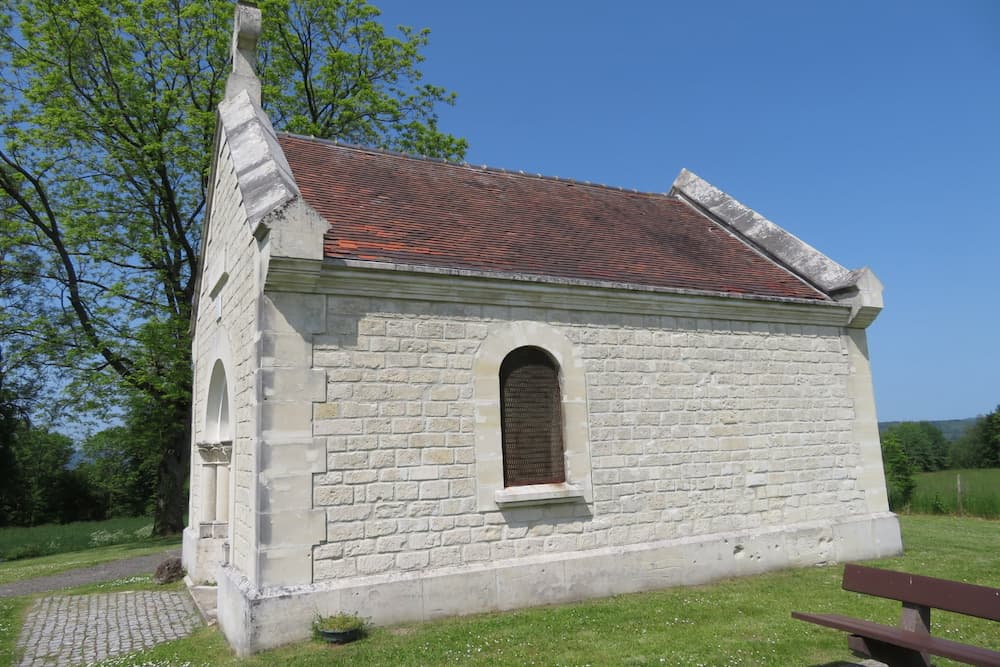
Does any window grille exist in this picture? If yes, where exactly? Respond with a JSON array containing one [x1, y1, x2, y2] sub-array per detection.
[[500, 346, 565, 486]]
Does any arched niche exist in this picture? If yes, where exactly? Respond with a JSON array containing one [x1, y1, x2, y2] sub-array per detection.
[[199, 359, 233, 528], [206, 359, 232, 444]]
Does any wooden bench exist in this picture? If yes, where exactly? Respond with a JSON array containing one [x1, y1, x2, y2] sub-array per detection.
[[792, 563, 1000, 667]]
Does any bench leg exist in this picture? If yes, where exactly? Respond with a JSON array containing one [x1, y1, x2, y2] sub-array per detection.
[[848, 635, 931, 667], [901, 602, 931, 635]]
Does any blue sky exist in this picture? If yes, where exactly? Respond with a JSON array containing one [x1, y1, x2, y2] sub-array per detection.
[[375, 0, 1000, 422]]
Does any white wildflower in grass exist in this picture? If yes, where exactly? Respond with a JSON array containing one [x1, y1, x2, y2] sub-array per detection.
[[88, 524, 153, 547], [0, 599, 12, 636], [88, 529, 125, 547], [96, 575, 152, 589], [87, 655, 195, 667]]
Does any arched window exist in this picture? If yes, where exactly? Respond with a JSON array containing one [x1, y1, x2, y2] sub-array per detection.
[[500, 347, 565, 487], [472, 321, 592, 510]]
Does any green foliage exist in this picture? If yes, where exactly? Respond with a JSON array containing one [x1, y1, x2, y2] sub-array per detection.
[[880, 421, 948, 472], [77, 426, 158, 518], [0, 0, 465, 534], [77, 391, 180, 521], [257, 0, 467, 158], [949, 406, 1000, 470], [0, 422, 106, 528], [1, 349, 109, 528], [5, 426, 73, 526], [0, 348, 36, 525], [880, 431, 915, 511], [909, 468, 1000, 519]]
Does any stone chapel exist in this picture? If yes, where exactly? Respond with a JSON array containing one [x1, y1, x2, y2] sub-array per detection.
[[183, 3, 901, 654]]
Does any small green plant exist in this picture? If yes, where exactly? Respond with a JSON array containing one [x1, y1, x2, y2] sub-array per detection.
[[313, 612, 366, 644], [930, 493, 947, 514], [313, 612, 364, 634]]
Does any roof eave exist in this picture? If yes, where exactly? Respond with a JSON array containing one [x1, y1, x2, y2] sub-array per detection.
[[324, 257, 846, 309], [263, 257, 853, 328]]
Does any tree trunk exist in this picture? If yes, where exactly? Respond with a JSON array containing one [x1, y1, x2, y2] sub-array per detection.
[[153, 400, 191, 536]]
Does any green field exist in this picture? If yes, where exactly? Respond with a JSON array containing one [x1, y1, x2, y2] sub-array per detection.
[[910, 468, 1000, 518], [0, 516, 157, 561]]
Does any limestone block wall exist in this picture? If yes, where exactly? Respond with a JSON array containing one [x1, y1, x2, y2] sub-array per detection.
[[310, 295, 879, 581], [254, 291, 327, 587], [188, 126, 260, 580]]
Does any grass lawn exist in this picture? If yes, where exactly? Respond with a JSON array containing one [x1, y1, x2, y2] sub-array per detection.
[[0, 596, 29, 667], [52, 514, 995, 667], [0, 516, 161, 561]]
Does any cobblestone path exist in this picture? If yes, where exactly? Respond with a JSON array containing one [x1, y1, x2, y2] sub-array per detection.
[[15, 591, 201, 667]]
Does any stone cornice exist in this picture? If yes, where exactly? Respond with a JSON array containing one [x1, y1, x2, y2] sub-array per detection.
[[218, 90, 299, 235], [670, 169, 883, 328], [266, 258, 856, 327], [670, 169, 856, 293]]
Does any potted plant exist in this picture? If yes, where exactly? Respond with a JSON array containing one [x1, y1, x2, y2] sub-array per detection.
[[313, 613, 365, 644]]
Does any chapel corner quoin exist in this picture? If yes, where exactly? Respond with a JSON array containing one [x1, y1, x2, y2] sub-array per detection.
[[182, 2, 900, 655]]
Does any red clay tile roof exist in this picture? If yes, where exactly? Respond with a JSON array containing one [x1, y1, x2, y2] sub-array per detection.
[[277, 134, 828, 301]]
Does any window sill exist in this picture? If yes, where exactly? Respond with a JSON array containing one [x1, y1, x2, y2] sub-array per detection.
[[494, 483, 585, 508]]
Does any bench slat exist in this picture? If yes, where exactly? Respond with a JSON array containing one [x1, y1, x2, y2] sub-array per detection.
[[843, 564, 1000, 622], [792, 611, 1000, 666]]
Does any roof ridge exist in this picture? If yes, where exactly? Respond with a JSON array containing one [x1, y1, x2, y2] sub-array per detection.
[[277, 132, 675, 200]]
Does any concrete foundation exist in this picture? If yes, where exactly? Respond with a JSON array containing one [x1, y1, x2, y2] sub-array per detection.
[[217, 511, 900, 655]]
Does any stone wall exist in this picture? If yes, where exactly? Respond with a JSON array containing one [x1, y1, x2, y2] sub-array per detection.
[[310, 295, 882, 581], [186, 125, 260, 582]]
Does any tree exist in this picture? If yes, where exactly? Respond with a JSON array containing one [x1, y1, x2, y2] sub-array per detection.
[[0, 350, 32, 525], [78, 401, 163, 519], [6, 425, 77, 525], [0, 0, 465, 534], [950, 406, 1000, 469], [0, 346, 58, 525], [881, 421, 948, 472], [880, 431, 915, 511]]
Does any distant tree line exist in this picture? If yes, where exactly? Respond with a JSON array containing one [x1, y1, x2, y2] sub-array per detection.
[[880, 406, 1000, 510]]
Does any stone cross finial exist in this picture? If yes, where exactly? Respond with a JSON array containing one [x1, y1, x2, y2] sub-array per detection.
[[225, 1, 262, 104]]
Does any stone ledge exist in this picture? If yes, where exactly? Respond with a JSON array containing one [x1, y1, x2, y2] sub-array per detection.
[[494, 483, 586, 507]]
